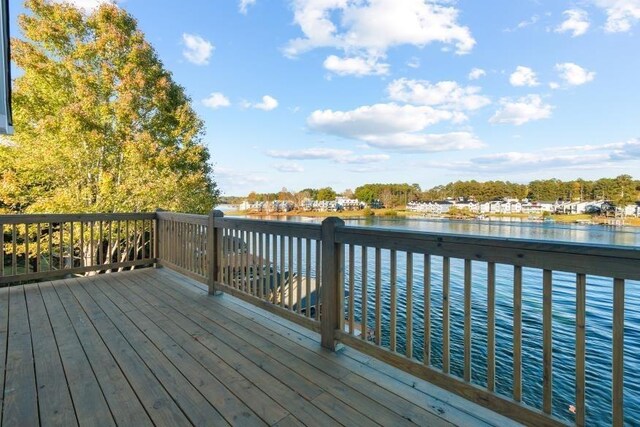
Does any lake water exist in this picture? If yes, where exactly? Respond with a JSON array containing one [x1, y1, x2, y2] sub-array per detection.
[[244, 215, 640, 425]]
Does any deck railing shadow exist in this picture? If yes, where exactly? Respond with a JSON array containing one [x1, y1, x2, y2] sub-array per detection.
[[3, 209, 639, 427]]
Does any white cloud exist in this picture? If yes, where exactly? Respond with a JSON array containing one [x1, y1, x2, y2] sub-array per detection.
[[202, 92, 230, 109], [505, 14, 540, 32], [274, 163, 304, 173], [242, 95, 279, 111], [407, 57, 421, 69], [509, 66, 539, 87], [362, 132, 484, 152], [556, 9, 590, 37], [254, 95, 279, 111], [555, 62, 596, 86], [468, 68, 486, 80], [307, 103, 482, 152], [594, 0, 640, 32], [387, 79, 491, 111], [430, 138, 640, 173], [284, 0, 475, 75], [266, 148, 390, 164], [323, 55, 389, 76], [50, 0, 117, 11], [182, 34, 214, 65], [239, 0, 256, 14], [490, 95, 553, 126]]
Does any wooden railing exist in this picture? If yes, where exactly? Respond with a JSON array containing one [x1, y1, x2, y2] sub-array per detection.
[[1, 212, 156, 285], [3, 210, 639, 426]]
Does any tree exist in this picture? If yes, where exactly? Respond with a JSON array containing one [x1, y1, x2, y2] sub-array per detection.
[[1, 0, 218, 215], [316, 187, 337, 201]]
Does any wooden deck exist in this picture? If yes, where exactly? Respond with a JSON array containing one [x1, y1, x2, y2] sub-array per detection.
[[0, 268, 521, 427]]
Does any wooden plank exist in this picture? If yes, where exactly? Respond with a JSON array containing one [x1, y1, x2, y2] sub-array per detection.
[[487, 262, 496, 392], [141, 270, 418, 427], [65, 278, 230, 427], [87, 277, 271, 427], [273, 414, 306, 427], [406, 252, 413, 359], [442, 256, 450, 374], [54, 279, 190, 426], [216, 217, 321, 240], [320, 218, 344, 350], [37, 283, 116, 427], [0, 287, 9, 418], [513, 265, 522, 402], [107, 273, 293, 425], [280, 235, 285, 307], [24, 284, 77, 427], [348, 244, 355, 335], [288, 235, 294, 308], [424, 254, 431, 365], [1, 212, 155, 224], [361, 247, 368, 339], [296, 237, 302, 314], [390, 249, 397, 353], [375, 247, 382, 346], [613, 278, 624, 427], [315, 239, 321, 321], [311, 392, 382, 427], [305, 238, 311, 315], [542, 269, 553, 414], [125, 274, 342, 427], [2, 286, 39, 426], [464, 259, 472, 382], [575, 273, 586, 427]]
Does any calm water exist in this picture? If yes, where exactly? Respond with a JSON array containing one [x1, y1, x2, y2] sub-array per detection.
[[252, 216, 640, 425]]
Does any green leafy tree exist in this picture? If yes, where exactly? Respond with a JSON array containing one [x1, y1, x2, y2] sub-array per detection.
[[1, 0, 218, 215], [316, 187, 337, 201]]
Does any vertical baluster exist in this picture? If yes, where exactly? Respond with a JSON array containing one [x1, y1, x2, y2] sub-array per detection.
[[0, 222, 3, 277], [11, 224, 16, 275], [443, 256, 450, 374], [348, 244, 355, 335], [296, 238, 302, 314], [253, 232, 258, 296], [264, 233, 271, 301], [24, 224, 30, 274], [288, 235, 294, 309], [488, 262, 496, 391], [613, 278, 624, 427], [361, 247, 368, 340], [424, 254, 431, 365], [69, 221, 74, 270], [80, 222, 85, 268], [242, 230, 248, 292], [280, 235, 286, 307], [90, 221, 95, 268], [576, 273, 586, 427], [390, 249, 397, 352], [124, 220, 129, 264], [59, 222, 64, 270], [513, 265, 523, 402], [464, 259, 472, 382], [406, 252, 413, 358], [543, 269, 553, 414], [305, 238, 311, 317], [115, 221, 120, 264], [272, 234, 278, 304], [375, 247, 382, 346], [36, 223, 41, 272], [258, 233, 264, 299], [222, 228, 228, 284], [315, 240, 321, 320], [108, 220, 112, 266]]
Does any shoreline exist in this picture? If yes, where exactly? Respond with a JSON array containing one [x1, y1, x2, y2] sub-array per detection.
[[224, 209, 640, 227]]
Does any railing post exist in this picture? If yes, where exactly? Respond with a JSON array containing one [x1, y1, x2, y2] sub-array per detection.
[[208, 209, 224, 295], [153, 209, 164, 267], [320, 216, 344, 350]]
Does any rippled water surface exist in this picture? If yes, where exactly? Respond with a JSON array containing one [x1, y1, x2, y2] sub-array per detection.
[[256, 216, 640, 425]]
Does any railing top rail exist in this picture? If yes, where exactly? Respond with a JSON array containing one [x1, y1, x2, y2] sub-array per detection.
[[335, 224, 640, 280], [156, 211, 208, 226], [214, 216, 322, 240], [0, 212, 156, 224]]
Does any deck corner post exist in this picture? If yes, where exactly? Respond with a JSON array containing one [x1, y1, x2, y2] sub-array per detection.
[[208, 209, 224, 295], [153, 208, 165, 268], [320, 216, 345, 350]]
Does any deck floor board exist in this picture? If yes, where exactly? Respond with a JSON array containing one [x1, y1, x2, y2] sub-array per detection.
[[1, 268, 521, 427]]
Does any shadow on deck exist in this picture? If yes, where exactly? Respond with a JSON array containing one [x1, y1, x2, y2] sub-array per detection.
[[0, 268, 520, 427]]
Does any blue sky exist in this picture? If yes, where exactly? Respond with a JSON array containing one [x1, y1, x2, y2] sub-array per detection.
[[12, 0, 640, 196]]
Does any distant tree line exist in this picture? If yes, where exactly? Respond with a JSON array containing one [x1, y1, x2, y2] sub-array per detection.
[[239, 175, 639, 210]]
